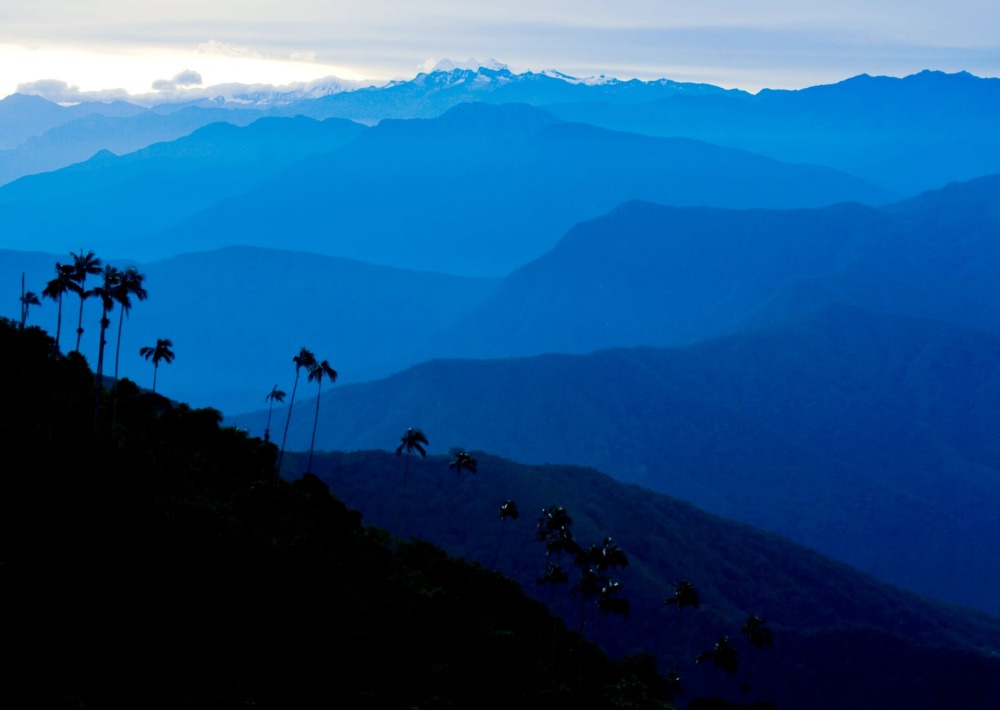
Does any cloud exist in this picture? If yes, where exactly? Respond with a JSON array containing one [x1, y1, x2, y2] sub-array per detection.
[[197, 40, 265, 59], [15, 78, 131, 103], [151, 69, 203, 91]]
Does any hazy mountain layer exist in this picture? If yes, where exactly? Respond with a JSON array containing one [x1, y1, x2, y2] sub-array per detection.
[[5, 175, 997, 416], [423, 174, 1000, 359], [0, 105, 275, 185], [0, 115, 366, 253], [2, 246, 496, 414], [548, 70, 1000, 194], [143, 102, 892, 274], [249, 307, 1000, 615], [294, 449, 1000, 710], [0, 92, 146, 150]]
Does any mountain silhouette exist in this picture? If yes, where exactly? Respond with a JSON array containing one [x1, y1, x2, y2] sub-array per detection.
[[244, 306, 1000, 615], [146, 102, 892, 274]]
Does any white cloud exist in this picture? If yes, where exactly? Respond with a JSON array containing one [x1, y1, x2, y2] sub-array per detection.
[[152, 69, 203, 91], [174, 69, 203, 86], [0, 1, 997, 96], [15, 78, 131, 103], [197, 40, 265, 60]]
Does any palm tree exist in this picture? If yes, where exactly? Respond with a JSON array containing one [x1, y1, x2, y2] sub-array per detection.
[[108, 267, 147, 439], [597, 580, 630, 617], [535, 505, 580, 594], [580, 537, 629, 573], [696, 636, 739, 676], [739, 615, 773, 701], [42, 262, 80, 351], [87, 266, 120, 444], [393, 427, 428, 543], [665, 579, 700, 672], [69, 249, 102, 352], [111, 267, 147, 382], [664, 580, 700, 610], [573, 538, 629, 632], [499, 499, 519, 522], [90, 265, 120, 388], [448, 450, 478, 477], [492, 499, 520, 567], [263, 385, 287, 442], [305, 359, 337, 472], [395, 427, 429, 476], [740, 615, 772, 650], [139, 338, 175, 393], [278, 347, 316, 475], [19, 282, 40, 330]]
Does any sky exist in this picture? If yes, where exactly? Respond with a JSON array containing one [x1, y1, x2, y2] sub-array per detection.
[[0, 1, 998, 102]]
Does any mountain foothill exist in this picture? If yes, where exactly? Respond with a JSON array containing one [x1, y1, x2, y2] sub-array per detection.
[[4, 65, 1000, 708]]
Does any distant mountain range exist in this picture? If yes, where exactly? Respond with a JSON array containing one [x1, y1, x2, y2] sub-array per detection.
[[2, 102, 891, 272], [548, 70, 1000, 194], [240, 306, 1000, 616], [1, 67, 996, 195], [6, 173, 998, 416], [421, 173, 1000, 358], [0, 102, 268, 185], [0, 115, 366, 255]]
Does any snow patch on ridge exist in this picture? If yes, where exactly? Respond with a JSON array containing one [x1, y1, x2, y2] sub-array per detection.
[[431, 58, 510, 73]]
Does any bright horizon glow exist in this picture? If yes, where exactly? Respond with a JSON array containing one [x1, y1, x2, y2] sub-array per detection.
[[0, 1, 997, 102]]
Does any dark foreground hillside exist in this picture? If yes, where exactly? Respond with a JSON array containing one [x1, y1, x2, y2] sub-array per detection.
[[0, 320, 673, 709], [5, 318, 1000, 709], [291, 449, 1000, 710]]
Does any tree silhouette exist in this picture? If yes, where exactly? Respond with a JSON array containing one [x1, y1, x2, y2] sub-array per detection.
[[393, 427, 429, 543], [19, 287, 40, 330], [492, 499, 520, 567], [739, 615, 773, 699], [499, 499, 520, 522], [696, 636, 739, 675], [395, 427, 428, 484], [139, 338, 175, 394], [108, 266, 147, 439], [536, 506, 579, 559], [69, 249, 102, 352], [665, 580, 700, 611], [597, 579, 630, 617], [42, 262, 79, 350], [665, 579, 701, 673], [278, 347, 316, 475], [448, 450, 478, 477], [263, 384, 287, 442], [535, 506, 579, 589], [306, 359, 337, 472], [740, 615, 773, 650], [111, 266, 147, 382], [90, 265, 120, 389], [573, 537, 630, 631]]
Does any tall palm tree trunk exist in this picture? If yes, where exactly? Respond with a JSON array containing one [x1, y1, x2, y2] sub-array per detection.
[[19, 273, 25, 329], [54, 294, 63, 351], [152, 362, 159, 393], [75, 294, 86, 352], [278, 371, 301, 474], [307, 381, 323, 472], [113, 308, 126, 381], [92, 308, 110, 445], [265, 399, 275, 441]]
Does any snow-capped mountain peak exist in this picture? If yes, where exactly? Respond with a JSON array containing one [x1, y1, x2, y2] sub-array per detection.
[[431, 58, 510, 73]]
